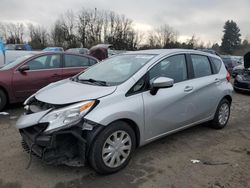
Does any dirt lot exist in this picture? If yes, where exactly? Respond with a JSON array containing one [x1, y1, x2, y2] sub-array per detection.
[[0, 91, 249, 188]]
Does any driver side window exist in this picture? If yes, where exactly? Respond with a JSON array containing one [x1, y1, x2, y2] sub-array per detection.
[[27, 55, 61, 70], [149, 54, 188, 83]]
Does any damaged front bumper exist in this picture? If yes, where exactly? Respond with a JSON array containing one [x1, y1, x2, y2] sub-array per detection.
[[20, 122, 87, 166]]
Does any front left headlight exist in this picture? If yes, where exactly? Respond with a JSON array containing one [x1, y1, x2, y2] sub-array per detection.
[[40, 100, 96, 134]]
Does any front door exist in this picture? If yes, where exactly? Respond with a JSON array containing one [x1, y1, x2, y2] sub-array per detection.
[[12, 54, 62, 101], [143, 54, 196, 140]]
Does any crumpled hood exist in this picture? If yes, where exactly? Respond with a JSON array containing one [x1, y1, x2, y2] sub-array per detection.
[[35, 79, 117, 105]]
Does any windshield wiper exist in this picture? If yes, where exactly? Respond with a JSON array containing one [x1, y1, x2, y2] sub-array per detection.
[[77, 78, 108, 86]]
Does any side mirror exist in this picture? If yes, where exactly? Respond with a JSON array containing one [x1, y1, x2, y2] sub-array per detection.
[[150, 77, 174, 95], [18, 65, 30, 73]]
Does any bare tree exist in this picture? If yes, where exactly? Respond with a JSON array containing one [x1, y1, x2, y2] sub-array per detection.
[[0, 22, 24, 43], [28, 24, 48, 49], [147, 24, 178, 48]]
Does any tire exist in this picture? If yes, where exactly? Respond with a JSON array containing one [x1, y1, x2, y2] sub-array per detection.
[[88, 121, 136, 174], [210, 99, 231, 129], [0, 89, 7, 111], [234, 87, 240, 93]]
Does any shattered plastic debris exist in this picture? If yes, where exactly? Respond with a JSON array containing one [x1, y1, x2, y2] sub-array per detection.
[[191, 159, 200, 164], [0, 112, 9, 115]]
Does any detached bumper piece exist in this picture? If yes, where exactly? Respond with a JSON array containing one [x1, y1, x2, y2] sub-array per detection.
[[20, 123, 87, 167]]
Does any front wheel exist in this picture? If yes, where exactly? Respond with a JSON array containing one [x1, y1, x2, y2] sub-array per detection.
[[88, 121, 136, 174], [210, 99, 231, 129]]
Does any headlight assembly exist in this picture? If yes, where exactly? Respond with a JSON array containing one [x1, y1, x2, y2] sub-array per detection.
[[236, 75, 243, 81], [40, 101, 96, 134]]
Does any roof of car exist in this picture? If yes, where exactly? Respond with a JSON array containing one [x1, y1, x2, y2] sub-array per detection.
[[125, 49, 219, 58], [32, 51, 99, 61]]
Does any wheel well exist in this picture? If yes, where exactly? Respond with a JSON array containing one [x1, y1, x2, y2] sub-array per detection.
[[118, 119, 141, 148], [223, 95, 232, 104], [0, 86, 9, 103], [84, 119, 141, 157]]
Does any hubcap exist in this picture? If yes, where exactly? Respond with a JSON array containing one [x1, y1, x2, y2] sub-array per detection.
[[102, 130, 132, 168], [218, 103, 229, 125]]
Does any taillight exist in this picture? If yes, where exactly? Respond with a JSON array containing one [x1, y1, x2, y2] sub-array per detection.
[[226, 71, 231, 82]]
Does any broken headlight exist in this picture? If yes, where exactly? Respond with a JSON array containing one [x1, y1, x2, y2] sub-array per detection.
[[40, 101, 96, 134]]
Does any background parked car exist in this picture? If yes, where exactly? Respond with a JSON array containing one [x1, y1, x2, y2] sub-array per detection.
[[234, 52, 250, 92], [43, 47, 64, 52], [5, 44, 32, 51], [66, 48, 89, 55], [232, 64, 245, 78], [89, 44, 111, 60], [221, 55, 240, 74], [0, 52, 98, 110], [0, 50, 40, 66]]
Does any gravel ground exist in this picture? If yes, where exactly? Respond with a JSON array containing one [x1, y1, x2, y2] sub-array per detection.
[[0, 91, 249, 188]]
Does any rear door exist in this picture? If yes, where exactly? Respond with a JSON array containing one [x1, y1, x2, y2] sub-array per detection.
[[62, 54, 97, 79], [12, 54, 62, 100], [184, 54, 222, 122]]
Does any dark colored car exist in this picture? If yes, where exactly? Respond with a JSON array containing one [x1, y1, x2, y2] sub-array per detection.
[[0, 52, 98, 110], [232, 64, 244, 78], [234, 52, 250, 92], [89, 44, 111, 61], [221, 56, 239, 74], [5, 44, 32, 51]]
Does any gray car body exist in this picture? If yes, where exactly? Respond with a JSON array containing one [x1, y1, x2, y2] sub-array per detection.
[[16, 49, 233, 147]]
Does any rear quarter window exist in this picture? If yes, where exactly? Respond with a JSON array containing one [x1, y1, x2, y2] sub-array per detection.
[[211, 57, 222, 74], [191, 55, 212, 78]]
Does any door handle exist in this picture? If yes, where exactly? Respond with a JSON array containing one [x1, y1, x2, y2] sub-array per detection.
[[214, 78, 221, 84], [184, 86, 193, 92]]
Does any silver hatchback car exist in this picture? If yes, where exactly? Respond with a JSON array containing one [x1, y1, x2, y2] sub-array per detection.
[[16, 49, 233, 174]]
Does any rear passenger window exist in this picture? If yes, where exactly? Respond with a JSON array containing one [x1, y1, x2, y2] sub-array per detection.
[[211, 57, 222, 74], [64, 55, 89, 67], [191, 55, 212, 78]]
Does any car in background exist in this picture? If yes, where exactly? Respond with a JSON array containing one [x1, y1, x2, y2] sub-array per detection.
[[16, 49, 233, 174], [221, 55, 239, 74], [66, 48, 89, 55], [0, 51, 41, 66], [0, 52, 98, 110], [232, 64, 245, 78], [43, 47, 64, 52], [5, 44, 32, 51], [234, 52, 250, 92]]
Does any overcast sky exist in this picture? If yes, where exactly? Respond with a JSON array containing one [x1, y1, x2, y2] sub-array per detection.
[[0, 0, 249, 44]]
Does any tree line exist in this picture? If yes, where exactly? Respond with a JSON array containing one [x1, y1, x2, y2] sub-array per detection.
[[0, 8, 249, 55]]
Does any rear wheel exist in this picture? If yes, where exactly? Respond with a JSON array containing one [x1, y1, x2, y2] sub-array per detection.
[[210, 99, 230, 129], [0, 89, 7, 111], [89, 121, 136, 174]]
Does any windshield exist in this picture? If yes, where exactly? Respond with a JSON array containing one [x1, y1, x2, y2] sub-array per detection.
[[1, 54, 33, 70], [77, 54, 155, 86]]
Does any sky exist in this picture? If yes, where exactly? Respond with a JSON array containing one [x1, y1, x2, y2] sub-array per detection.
[[0, 0, 249, 44]]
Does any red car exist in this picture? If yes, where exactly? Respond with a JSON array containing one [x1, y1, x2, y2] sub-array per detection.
[[0, 52, 98, 110]]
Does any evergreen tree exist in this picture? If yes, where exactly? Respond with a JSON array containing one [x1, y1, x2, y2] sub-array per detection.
[[221, 20, 241, 54]]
